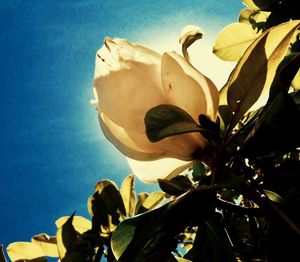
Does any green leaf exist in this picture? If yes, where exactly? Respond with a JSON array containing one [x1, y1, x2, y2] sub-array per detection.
[[112, 190, 214, 262], [164, 162, 193, 181], [225, 20, 300, 132], [264, 189, 283, 203], [136, 191, 165, 213], [239, 8, 269, 25], [218, 105, 233, 132], [192, 161, 207, 181], [159, 176, 193, 196], [198, 114, 220, 141], [145, 104, 210, 142], [135, 192, 149, 214], [265, 159, 300, 186], [120, 174, 137, 217], [269, 52, 300, 101], [240, 91, 300, 158], [213, 22, 261, 61], [158, 179, 188, 196], [176, 257, 192, 262], [184, 213, 235, 262]]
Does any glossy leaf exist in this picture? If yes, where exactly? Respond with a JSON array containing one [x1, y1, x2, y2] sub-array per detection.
[[135, 192, 149, 214], [184, 213, 235, 262], [264, 189, 283, 203], [120, 174, 137, 217], [6, 242, 46, 262], [192, 161, 207, 181], [137, 191, 165, 213], [145, 104, 206, 142], [159, 176, 193, 196], [31, 234, 58, 257], [213, 23, 261, 61], [111, 190, 213, 262], [164, 161, 193, 181], [269, 52, 300, 101], [292, 68, 300, 90], [225, 20, 300, 132], [218, 105, 233, 132], [240, 91, 300, 158]]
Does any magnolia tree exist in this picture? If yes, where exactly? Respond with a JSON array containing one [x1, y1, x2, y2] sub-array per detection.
[[3, 0, 300, 261]]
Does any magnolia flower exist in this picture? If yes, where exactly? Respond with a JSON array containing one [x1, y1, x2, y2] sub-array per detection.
[[93, 37, 219, 182]]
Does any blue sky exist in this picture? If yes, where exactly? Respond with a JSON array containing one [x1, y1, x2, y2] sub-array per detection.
[[0, 0, 243, 257]]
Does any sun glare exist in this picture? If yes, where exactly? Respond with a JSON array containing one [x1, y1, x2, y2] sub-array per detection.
[[140, 31, 236, 90]]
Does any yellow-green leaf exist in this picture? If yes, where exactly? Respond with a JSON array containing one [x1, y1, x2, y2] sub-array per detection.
[[164, 162, 193, 180], [225, 20, 300, 132], [140, 191, 165, 210], [6, 242, 46, 261], [292, 68, 300, 90], [264, 190, 283, 203], [239, 8, 270, 24], [120, 174, 137, 217], [55, 216, 91, 234], [135, 192, 149, 214], [239, 8, 253, 23], [87, 195, 94, 217], [213, 23, 261, 61], [31, 234, 58, 257], [176, 258, 192, 262]]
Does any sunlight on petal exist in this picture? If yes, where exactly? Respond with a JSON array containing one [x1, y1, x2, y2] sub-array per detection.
[[127, 157, 189, 183]]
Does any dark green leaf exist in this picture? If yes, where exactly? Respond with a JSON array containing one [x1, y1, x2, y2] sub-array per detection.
[[134, 191, 165, 214], [135, 192, 149, 214], [91, 180, 126, 230], [158, 176, 192, 196], [218, 105, 233, 132], [185, 212, 235, 262], [225, 21, 300, 132], [111, 190, 215, 262], [192, 161, 207, 181], [56, 214, 77, 259], [240, 91, 300, 158], [269, 52, 300, 101], [292, 91, 300, 105], [145, 104, 212, 142], [0, 245, 7, 262], [265, 159, 300, 186]]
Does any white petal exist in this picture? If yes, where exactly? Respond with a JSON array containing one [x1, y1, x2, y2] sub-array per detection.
[[161, 52, 219, 122], [127, 157, 190, 183], [94, 39, 167, 132]]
